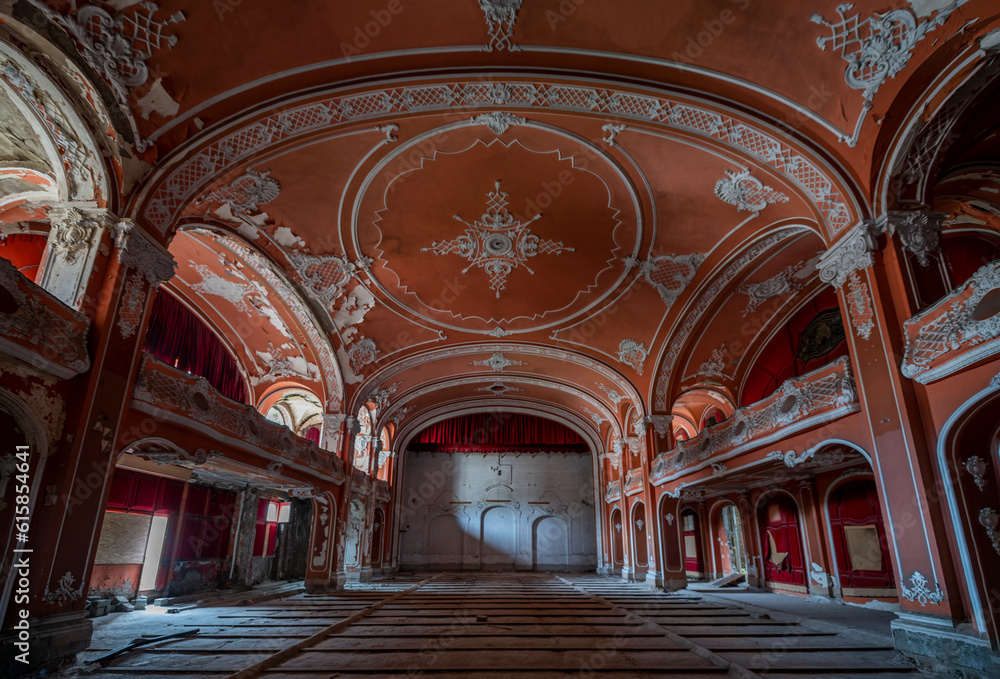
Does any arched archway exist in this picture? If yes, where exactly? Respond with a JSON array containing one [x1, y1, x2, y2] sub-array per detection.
[[826, 477, 897, 600], [481, 505, 517, 570], [532, 515, 569, 571], [681, 507, 705, 580], [630, 501, 648, 576], [610, 507, 624, 573]]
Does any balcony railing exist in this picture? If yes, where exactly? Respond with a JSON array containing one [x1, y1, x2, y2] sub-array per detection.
[[374, 479, 390, 503], [902, 260, 1000, 384], [624, 469, 644, 496], [0, 257, 89, 379], [604, 480, 621, 503], [132, 355, 345, 484], [650, 356, 858, 484]]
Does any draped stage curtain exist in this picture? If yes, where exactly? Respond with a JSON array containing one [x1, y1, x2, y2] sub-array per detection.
[[411, 413, 586, 452], [143, 291, 250, 404]]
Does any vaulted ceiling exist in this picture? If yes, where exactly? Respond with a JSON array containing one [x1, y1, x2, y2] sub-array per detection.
[[5, 0, 1000, 448]]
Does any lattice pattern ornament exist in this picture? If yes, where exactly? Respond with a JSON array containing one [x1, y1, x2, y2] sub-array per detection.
[[617, 339, 648, 375], [348, 337, 379, 374], [59, 2, 185, 102], [626, 253, 706, 308], [143, 82, 854, 235], [811, 3, 964, 145], [714, 168, 789, 217], [117, 271, 146, 339], [846, 271, 875, 340], [422, 180, 574, 298], [287, 253, 358, 305]]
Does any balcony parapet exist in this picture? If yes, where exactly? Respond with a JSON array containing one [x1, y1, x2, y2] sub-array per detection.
[[351, 468, 373, 497], [902, 261, 1000, 383], [374, 479, 390, 503], [624, 469, 644, 496], [650, 356, 858, 484], [132, 354, 345, 484], [0, 257, 89, 379], [604, 479, 621, 504]]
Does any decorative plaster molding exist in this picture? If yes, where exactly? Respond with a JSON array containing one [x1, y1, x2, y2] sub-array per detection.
[[46, 207, 99, 265], [470, 351, 526, 372], [476, 381, 522, 396], [617, 339, 648, 375], [980, 508, 1000, 556], [992, 372, 1000, 388], [472, 111, 525, 134], [684, 342, 735, 382], [900, 570, 944, 607], [845, 272, 875, 340], [368, 382, 401, 410], [375, 124, 398, 142], [347, 337, 379, 374], [57, 2, 185, 103], [112, 221, 176, 287], [624, 468, 644, 495], [626, 253, 706, 308], [665, 513, 675, 526], [737, 262, 805, 315], [817, 221, 879, 289], [602, 123, 626, 146], [901, 261, 1000, 382], [644, 415, 673, 438], [605, 480, 621, 503], [422, 180, 574, 298], [965, 456, 988, 492], [143, 81, 854, 236], [201, 168, 280, 218], [714, 168, 789, 217], [117, 271, 146, 339], [811, 3, 965, 146], [879, 211, 947, 267], [41, 571, 85, 606], [711, 463, 727, 475], [478, 0, 523, 51]]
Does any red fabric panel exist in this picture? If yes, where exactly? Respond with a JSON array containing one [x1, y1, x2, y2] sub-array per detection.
[[305, 426, 321, 444], [0, 234, 46, 282], [411, 413, 586, 451], [144, 291, 250, 403]]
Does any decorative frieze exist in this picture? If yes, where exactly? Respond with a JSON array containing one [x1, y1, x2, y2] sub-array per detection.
[[472, 111, 525, 134], [650, 357, 857, 482], [478, 0, 523, 51], [901, 261, 1000, 383]]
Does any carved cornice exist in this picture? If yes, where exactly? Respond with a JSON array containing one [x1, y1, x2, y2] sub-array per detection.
[[113, 221, 176, 287], [818, 221, 880, 289], [46, 207, 102, 265]]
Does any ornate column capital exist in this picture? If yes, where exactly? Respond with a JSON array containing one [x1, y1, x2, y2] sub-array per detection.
[[644, 415, 674, 437], [112, 220, 176, 287], [818, 220, 881, 289], [877, 210, 947, 267], [322, 413, 348, 431]]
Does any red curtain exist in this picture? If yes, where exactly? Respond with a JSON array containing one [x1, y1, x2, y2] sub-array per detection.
[[411, 413, 586, 452], [143, 291, 250, 404]]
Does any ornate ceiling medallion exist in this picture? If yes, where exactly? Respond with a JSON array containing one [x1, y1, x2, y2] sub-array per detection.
[[714, 168, 789, 217], [470, 351, 526, 372], [422, 180, 575, 298]]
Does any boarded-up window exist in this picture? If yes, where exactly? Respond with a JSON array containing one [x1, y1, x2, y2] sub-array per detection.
[[844, 524, 882, 571]]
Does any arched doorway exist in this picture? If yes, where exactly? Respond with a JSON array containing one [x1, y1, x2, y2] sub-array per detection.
[[758, 493, 808, 593], [827, 478, 896, 600], [371, 507, 385, 568], [631, 501, 648, 576], [940, 387, 1000, 645], [532, 516, 569, 571], [712, 502, 748, 577], [681, 508, 704, 580], [610, 507, 624, 572], [481, 506, 516, 570]]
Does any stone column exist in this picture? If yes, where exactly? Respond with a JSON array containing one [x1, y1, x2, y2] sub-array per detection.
[[796, 477, 833, 598]]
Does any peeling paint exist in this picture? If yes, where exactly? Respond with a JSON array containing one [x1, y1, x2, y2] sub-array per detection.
[[136, 78, 180, 120]]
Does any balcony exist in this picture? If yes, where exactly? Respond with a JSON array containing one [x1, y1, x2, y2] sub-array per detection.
[[374, 479, 391, 503], [902, 260, 1000, 383], [624, 469, 644, 496], [0, 257, 89, 379], [650, 356, 859, 483], [132, 355, 345, 484], [604, 480, 621, 503]]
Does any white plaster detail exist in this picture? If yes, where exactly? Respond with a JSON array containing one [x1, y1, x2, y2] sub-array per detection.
[[41, 571, 85, 606], [811, 2, 966, 146], [846, 271, 875, 340], [478, 0, 523, 52], [117, 271, 146, 339], [714, 168, 789, 217], [422, 180, 574, 298], [375, 124, 398, 142], [628, 253, 706, 308], [288, 252, 359, 305], [486, 326, 511, 338], [965, 456, 988, 492], [347, 337, 379, 376], [810, 562, 830, 588], [596, 382, 625, 405], [737, 262, 806, 315], [665, 513, 675, 526], [58, 2, 185, 103], [818, 221, 879, 289], [472, 111, 525, 134], [684, 342, 735, 382], [602, 123, 626, 146], [47, 207, 98, 265], [476, 381, 522, 396], [470, 350, 526, 372], [646, 415, 673, 438], [880, 211, 946, 267], [113, 221, 176, 287], [617, 339, 648, 375], [979, 507, 1000, 556], [900, 570, 944, 606], [202, 168, 280, 218], [711, 463, 727, 475]]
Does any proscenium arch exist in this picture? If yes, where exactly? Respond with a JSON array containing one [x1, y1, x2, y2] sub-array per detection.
[[132, 75, 863, 239]]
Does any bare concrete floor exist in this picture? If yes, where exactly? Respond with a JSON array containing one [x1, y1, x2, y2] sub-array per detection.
[[51, 573, 941, 679]]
